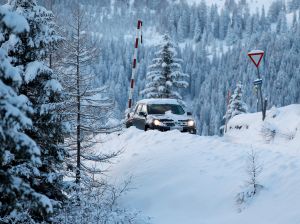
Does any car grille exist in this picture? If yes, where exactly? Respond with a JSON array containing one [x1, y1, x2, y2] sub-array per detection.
[[178, 120, 188, 126], [163, 121, 175, 127], [159, 120, 188, 127], [160, 119, 175, 127]]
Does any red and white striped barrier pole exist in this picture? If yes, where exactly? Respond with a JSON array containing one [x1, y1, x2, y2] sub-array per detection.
[[128, 20, 143, 113]]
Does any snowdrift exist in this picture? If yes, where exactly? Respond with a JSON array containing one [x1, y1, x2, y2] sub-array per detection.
[[226, 104, 300, 148], [99, 104, 300, 224]]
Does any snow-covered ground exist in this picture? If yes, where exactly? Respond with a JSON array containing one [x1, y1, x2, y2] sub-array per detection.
[[97, 104, 300, 224]]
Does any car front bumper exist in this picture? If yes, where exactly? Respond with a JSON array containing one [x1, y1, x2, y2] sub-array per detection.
[[150, 125, 196, 134]]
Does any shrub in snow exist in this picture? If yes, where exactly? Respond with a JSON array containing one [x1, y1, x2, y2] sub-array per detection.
[[54, 180, 150, 224], [0, 6, 53, 223], [236, 149, 263, 212], [261, 122, 277, 143], [141, 34, 189, 101]]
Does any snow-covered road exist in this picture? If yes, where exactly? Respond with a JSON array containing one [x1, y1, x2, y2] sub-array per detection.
[[98, 105, 300, 224]]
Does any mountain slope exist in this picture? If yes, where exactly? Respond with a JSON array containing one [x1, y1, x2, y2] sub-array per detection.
[[185, 0, 274, 12], [98, 104, 300, 224]]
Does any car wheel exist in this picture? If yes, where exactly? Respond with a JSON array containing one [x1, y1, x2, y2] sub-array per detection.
[[190, 129, 197, 134], [125, 122, 132, 128], [145, 125, 149, 131]]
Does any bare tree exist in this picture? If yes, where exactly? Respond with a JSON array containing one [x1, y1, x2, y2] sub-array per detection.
[[236, 149, 263, 209], [246, 149, 263, 195], [57, 2, 118, 185]]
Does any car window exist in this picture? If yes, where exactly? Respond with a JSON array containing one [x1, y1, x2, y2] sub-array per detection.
[[141, 104, 147, 113], [134, 104, 142, 115], [147, 104, 185, 115]]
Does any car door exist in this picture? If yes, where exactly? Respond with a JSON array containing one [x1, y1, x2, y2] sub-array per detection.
[[132, 104, 142, 129], [135, 104, 147, 130]]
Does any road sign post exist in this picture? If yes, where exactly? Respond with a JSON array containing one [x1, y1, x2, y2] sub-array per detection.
[[248, 50, 267, 121], [224, 90, 231, 134], [253, 79, 262, 112]]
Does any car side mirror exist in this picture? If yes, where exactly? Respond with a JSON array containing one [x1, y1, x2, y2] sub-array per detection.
[[187, 112, 192, 116], [139, 111, 147, 117]]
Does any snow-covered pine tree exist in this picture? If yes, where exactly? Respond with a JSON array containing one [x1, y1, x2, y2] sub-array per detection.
[[222, 82, 248, 132], [194, 15, 202, 42], [141, 34, 189, 101], [0, 7, 53, 223], [6, 0, 67, 217]]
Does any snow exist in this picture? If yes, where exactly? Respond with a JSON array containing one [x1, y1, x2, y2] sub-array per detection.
[[248, 50, 264, 54], [143, 28, 163, 47], [44, 79, 63, 92], [137, 98, 181, 105], [286, 11, 299, 26], [0, 7, 29, 34], [24, 61, 51, 83], [124, 27, 163, 47], [96, 104, 300, 224], [0, 49, 21, 83], [33, 193, 53, 213], [226, 104, 300, 147]]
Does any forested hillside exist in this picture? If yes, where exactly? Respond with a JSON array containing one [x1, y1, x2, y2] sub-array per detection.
[[41, 0, 300, 135], [1, 0, 300, 223]]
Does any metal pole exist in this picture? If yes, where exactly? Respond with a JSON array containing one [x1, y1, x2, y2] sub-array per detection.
[[255, 86, 259, 112], [256, 67, 265, 120], [224, 90, 231, 134], [263, 98, 268, 120]]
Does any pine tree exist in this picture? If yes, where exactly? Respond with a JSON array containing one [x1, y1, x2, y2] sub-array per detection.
[[177, 7, 190, 41], [194, 15, 202, 42], [223, 82, 248, 124], [141, 34, 189, 101], [219, 8, 230, 40], [277, 10, 288, 33], [0, 7, 53, 223], [6, 0, 67, 217]]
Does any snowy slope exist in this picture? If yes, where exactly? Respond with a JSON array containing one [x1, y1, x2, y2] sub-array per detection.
[[226, 104, 300, 148], [98, 105, 300, 224]]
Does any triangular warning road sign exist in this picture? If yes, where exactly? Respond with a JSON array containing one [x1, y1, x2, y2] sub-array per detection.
[[248, 50, 264, 68]]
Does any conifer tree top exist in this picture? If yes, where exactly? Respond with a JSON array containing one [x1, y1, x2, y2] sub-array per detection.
[[224, 82, 248, 121], [141, 33, 189, 101]]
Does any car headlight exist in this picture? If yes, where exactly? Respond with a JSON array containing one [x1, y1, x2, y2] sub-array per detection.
[[153, 119, 161, 126], [187, 120, 195, 127]]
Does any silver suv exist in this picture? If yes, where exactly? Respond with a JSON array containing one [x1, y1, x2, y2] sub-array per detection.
[[126, 99, 196, 134]]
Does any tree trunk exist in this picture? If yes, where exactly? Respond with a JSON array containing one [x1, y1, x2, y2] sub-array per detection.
[[75, 14, 81, 184]]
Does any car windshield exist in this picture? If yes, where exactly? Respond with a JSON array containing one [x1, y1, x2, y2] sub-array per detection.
[[147, 104, 185, 115]]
